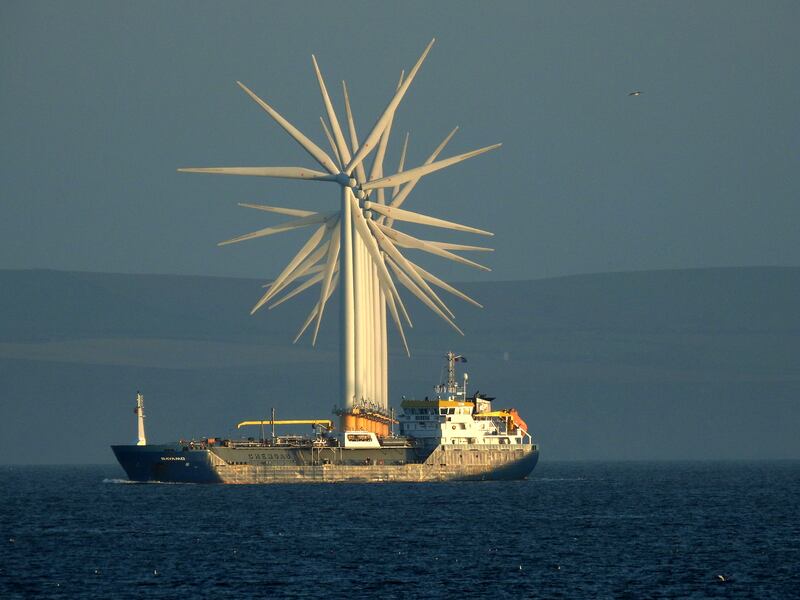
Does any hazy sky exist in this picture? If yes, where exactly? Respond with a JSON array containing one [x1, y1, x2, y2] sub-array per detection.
[[2, 1, 798, 283]]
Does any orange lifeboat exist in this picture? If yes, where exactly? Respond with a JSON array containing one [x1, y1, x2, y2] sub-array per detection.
[[509, 409, 529, 434]]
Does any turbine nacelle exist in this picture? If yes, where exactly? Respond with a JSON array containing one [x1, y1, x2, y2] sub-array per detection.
[[333, 172, 357, 187]]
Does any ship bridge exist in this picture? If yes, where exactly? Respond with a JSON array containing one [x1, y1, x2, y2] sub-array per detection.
[[398, 397, 531, 447]]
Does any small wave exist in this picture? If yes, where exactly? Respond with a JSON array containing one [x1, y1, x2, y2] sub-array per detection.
[[534, 477, 588, 482], [101, 478, 195, 485]]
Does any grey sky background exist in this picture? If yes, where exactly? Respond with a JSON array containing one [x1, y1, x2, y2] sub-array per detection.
[[2, 1, 798, 283]]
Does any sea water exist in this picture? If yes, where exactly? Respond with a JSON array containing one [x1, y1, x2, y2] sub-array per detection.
[[1, 462, 798, 598]]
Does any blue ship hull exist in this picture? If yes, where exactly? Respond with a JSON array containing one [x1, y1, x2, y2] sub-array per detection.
[[112, 442, 539, 484], [111, 444, 221, 483]]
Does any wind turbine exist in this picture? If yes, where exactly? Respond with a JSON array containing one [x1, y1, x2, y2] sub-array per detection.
[[179, 39, 500, 431]]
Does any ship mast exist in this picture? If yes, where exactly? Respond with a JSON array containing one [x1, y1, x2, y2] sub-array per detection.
[[444, 351, 468, 400], [135, 391, 147, 446]]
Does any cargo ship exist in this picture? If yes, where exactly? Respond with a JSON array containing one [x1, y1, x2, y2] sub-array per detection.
[[112, 352, 539, 483], [112, 43, 541, 483]]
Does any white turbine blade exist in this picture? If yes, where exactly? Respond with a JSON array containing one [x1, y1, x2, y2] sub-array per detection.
[[386, 254, 461, 333], [238, 203, 317, 218], [361, 143, 501, 191], [371, 121, 392, 207], [352, 210, 408, 320], [319, 117, 342, 168], [276, 233, 333, 288], [428, 126, 459, 162], [253, 225, 328, 312], [386, 256, 464, 336], [259, 233, 332, 300], [409, 261, 483, 308], [425, 240, 494, 252], [352, 198, 411, 354], [262, 263, 326, 288], [269, 269, 326, 309], [370, 220, 456, 317], [251, 223, 328, 313], [294, 305, 318, 344], [218, 212, 335, 246], [389, 126, 458, 215], [377, 223, 491, 272], [364, 202, 493, 237], [350, 199, 411, 327], [236, 81, 339, 175], [383, 128, 458, 230], [354, 217, 411, 355], [342, 81, 367, 185], [368, 220, 455, 319], [383, 286, 410, 357], [178, 166, 336, 180], [311, 56, 353, 166], [345, 39, 435, 175], [311, 223, 342, 345], [293, 276, 339, 344], [389, 72, 406, 194], [383, 264, 412, 328], [368, 71, 404, 189], [392, 132, 410, 200], [271, 270, 326, 309]]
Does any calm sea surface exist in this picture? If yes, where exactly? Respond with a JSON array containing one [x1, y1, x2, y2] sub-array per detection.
[[1, 462, 799, 599]]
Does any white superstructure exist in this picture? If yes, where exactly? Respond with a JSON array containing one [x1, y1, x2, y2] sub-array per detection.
[[397, 352, 533, 447]]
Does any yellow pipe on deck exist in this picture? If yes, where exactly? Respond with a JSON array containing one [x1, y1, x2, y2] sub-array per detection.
[[237, 420, 334, 430]]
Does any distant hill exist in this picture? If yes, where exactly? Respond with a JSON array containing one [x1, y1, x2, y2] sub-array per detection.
[[1, 267, 798, 464]]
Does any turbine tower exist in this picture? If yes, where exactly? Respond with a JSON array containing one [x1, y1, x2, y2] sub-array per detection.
[[179, 39, 499, 434]]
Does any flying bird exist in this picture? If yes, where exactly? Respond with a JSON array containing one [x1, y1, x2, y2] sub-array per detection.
[[628, 90, 642, 96]]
